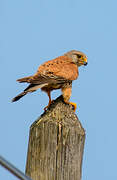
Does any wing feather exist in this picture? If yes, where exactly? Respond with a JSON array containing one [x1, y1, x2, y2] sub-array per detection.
[[17, 56, 78, 86], [34, 56, 78, 82]]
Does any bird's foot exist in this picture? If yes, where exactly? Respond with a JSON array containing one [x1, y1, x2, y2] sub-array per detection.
[[44, 100, 54, 111], [68, 102, 77, 112]]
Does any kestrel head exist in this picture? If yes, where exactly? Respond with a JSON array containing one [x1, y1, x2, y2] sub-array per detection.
[[64, 50, 88, 67]]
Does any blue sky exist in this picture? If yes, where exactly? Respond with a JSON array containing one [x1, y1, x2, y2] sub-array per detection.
[[0, 0, 117, 179]]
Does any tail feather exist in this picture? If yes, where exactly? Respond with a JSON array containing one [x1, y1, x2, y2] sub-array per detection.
[[17, 76, 32, 83], [12, 83, 48, 102], [12, 91, 27, 102]]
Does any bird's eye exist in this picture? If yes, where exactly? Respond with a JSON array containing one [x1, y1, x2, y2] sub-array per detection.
[[77, 55, 82, 58]]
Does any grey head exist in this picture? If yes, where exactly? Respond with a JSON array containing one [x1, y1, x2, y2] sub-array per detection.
[[64, 50, 88, 67]]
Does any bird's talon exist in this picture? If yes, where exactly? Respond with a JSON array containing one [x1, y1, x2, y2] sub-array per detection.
[[44, 100, 54, 111], [69, 102, 77, 112], [44, 106, 48, 111]]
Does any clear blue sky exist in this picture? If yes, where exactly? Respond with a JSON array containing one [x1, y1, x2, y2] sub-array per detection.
[[0, 0, 117, 179]]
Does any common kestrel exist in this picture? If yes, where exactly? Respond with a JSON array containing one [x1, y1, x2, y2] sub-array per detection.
[[12, 50, 88, 111]]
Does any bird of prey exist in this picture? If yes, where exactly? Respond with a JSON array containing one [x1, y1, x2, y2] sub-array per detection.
[[12, 50, 88, 111]]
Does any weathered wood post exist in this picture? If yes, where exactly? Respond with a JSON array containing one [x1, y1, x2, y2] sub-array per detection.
[[25, 95, 85, 180]]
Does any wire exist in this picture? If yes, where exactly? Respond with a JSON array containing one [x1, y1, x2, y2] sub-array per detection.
[[0, 155, 32, 180]]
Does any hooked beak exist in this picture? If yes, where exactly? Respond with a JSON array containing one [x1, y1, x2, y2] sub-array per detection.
[[83, 57, 88, 66], [78, 56, 88, 67]]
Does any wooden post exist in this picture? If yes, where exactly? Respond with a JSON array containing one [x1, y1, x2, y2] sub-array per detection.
[[25, 96, 85, 180]]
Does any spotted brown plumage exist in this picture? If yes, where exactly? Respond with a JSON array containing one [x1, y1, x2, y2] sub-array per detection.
[[12, 50, 88, 111]]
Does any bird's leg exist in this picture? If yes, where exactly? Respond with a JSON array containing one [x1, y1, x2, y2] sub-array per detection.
[[62, 85, 77, 112], [47, 91, 52, 105], [44, 91, 53, 111]]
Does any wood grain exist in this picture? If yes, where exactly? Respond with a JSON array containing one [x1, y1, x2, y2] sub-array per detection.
[[25, 96, 85, 180]]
